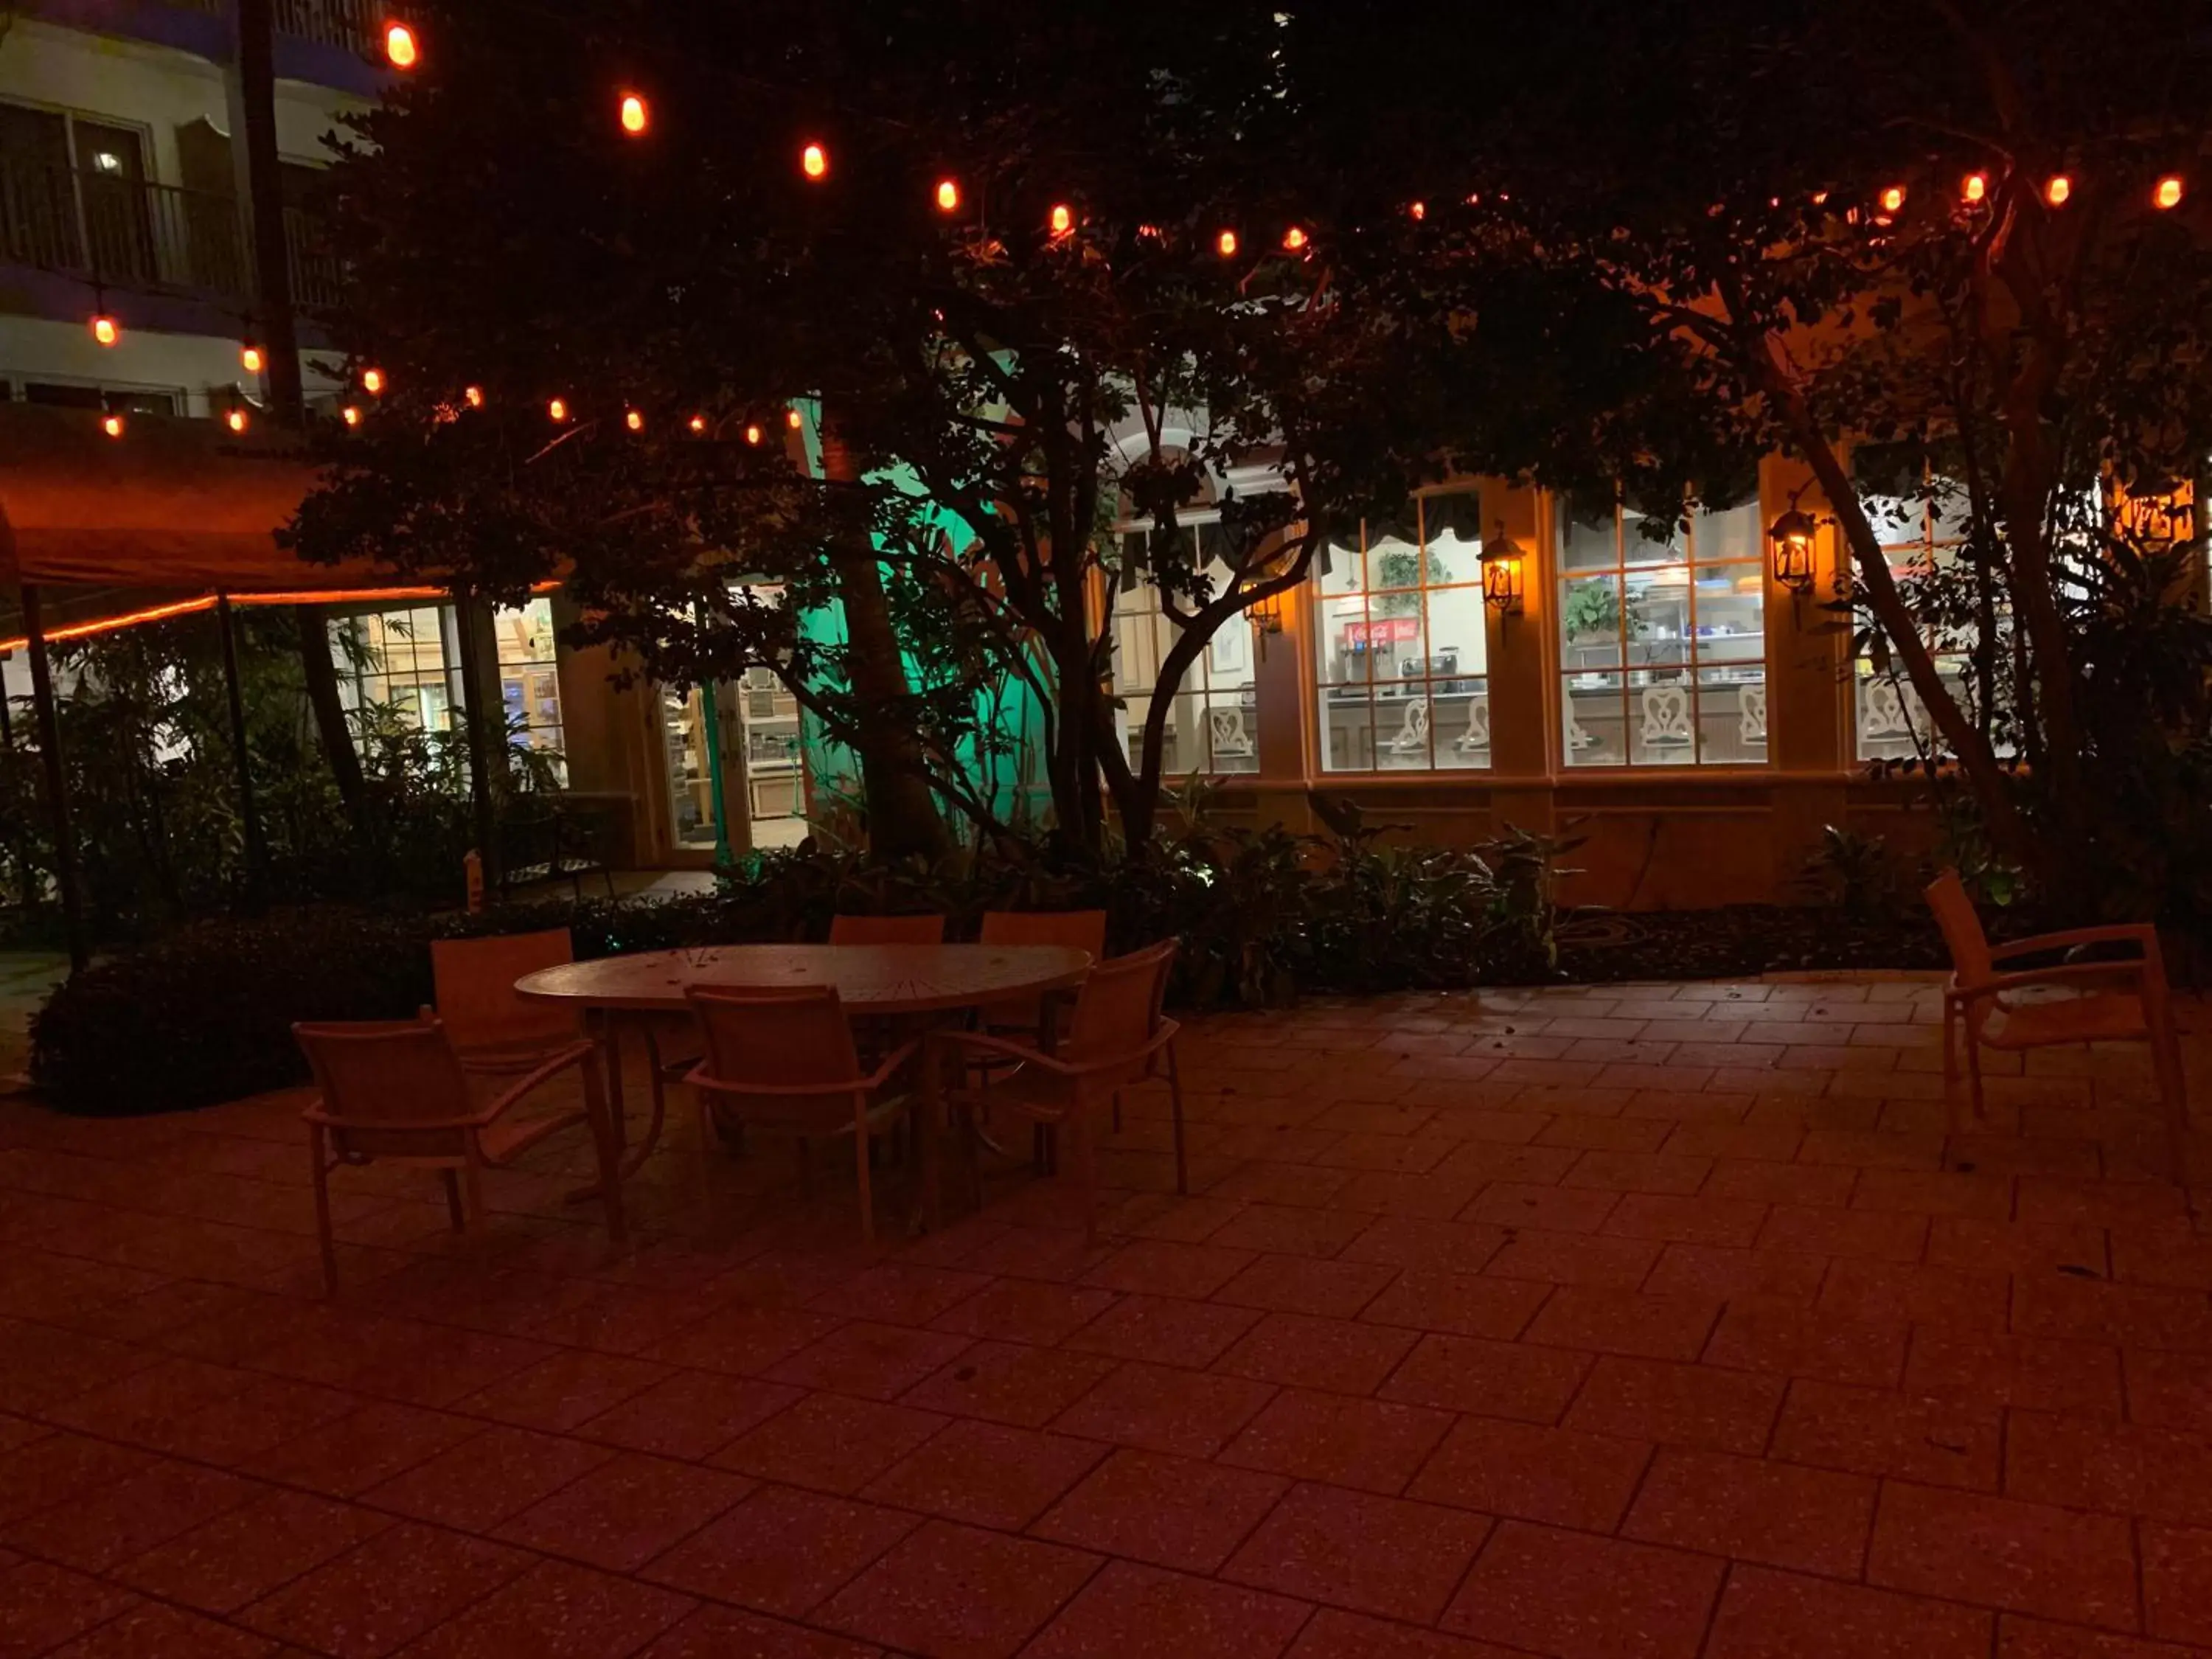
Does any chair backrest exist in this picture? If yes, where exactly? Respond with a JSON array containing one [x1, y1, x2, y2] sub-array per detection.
[[1457, 698, 1491, 751], [1641, 684, 1692, 742], [1739, 684, 1768, 744], [431, 929, 580, 1053], [980, 909, 1109, 956], [1063, 939, 1178, 1082], [1388, 699, 1430, 752], [294, 1016, 477, 1156], [828, 913, 945, 946], [685, 984, 866, 1126], [1924, 869, 1994, 989], [1208, 706, 1253, 755], [1863, 678, 1913, 739]]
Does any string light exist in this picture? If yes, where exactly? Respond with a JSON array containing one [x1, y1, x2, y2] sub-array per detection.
[[464, 385, 484, 408], [2156, 175, 2185, 210], [341, 405, 362, 427], [619, 93, 648, 135], [625, 408, 644, 431], [1136, 223, 1162, 240], [383, 20, 417, 69], [548, 397, 568, 422], [744, 422, 763, 445], [935, 178, 959, 212], [688, 414, 706, 432], [801, 141, 828, 180], [1879, 185, 1906, 213], [1048, 203, 1074, 238], [91, 313, 119, 347], [1281, 226, 1308, 251], [1408, 200, 1426, 220], [1216, 229, 1239, 257], [2045, 174, 2071, 206], [785, 408, 802, 429], [1961, 173, 1986, 204], [226, 408, 248, 434], [101, 414, 124, 438], [362, 367, 386, 395], [240, 343, 265, 373]]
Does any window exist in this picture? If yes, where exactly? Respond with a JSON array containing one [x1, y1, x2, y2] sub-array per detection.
[[332, 600, 566, 783], [1110, 526, 1262, 776], [1313, 488, 1489, 771], [1557, 495, 1767, 765], [492, 599, 566, 778]]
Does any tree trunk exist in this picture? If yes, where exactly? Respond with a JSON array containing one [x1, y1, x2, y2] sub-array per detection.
[[296, 606, 367, 822], [817, 426, 950, 860]]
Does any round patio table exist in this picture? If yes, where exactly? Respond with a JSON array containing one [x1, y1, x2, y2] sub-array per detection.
[[515, 943, 1093, 1235]]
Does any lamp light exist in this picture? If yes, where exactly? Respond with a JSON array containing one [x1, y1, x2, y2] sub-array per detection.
[[341, 405, 362, 427], [1048, 203, 1074, 238], [1879, 184, 1906, 213], [1216, 229, 1239, 257], [383, 21, 417, 68], [689, 414, 706, 432], [1769, 507, 1818, 594], [2045, 174, 2071, 207], [101, 414, 124, 438], [547, 397, 568, 422], [2155, 175, 2185, 209], [91, 313, 119, 347], [240, 343, 265, 374], [225, 408, 248, 434], [1961, 172, 1986, 204], [463, 384, 484, 408], [801, 142, 828, 180], [785, 407, 802, 430], [935, 178, 959, 212], [361, 367, 386, 395], [625, 408, 644, 431], [744, 422, 762, 445], [1481, 525, 1526, 616], [1281, 226, 1308, 251], [619, 94, 648, 136]]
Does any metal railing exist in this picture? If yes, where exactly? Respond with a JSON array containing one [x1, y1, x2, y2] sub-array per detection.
[[273, 0, 378, 54], [0, 162, 341, 312]]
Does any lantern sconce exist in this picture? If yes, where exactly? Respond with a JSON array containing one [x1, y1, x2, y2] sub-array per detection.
[[1481, 524, 1526, 618], [1769, 504, 1819, 596], [1248, 586, 1286, 637]]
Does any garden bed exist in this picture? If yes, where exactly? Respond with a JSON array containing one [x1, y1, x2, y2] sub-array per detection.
[[1550, 904, 1950, 983]]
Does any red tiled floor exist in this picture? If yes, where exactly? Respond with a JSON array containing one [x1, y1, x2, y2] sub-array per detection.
[[1049, 1360, 1278, 1457], [816, 1519, 1100, 1659], [643, 1484, 917, 1616], [0, 1455, 261, 1573], [458, 1348, 671, 1433], [1994, 1613, 2210, 1658], [2124, 1346, 2212, 1432], [494, 1451, 752, 1572], [1703, 1298, 1910, 1387], [636, 1603, 880, 1657], [2142, 1523, 2212, 1646], [808, 1263, 995, 1327], [1212, 1254, 1400, 1318], [362, 1424, 615, 1532], [862, 1418, 1105, 1528], [1059, 1294, 1263, 1366], [1767, 1378, 2001, 1489], [1224, 1481, 1492, 1624], [1378, 1332, 1589, 1422], [1357, 1267, 1549, 1339], [1284, 1607, 1535, 1659], [1523, 1285, 1722, 1361], [1562, 1354, 1785, 1454], [1219, 1388, 1453, 1495], [766, 1321, 974, 1400], [643, 1304, 845, 1376], [1904, 1329, 2125, 1415], [1622, 1447, 1878, 1577], [1463, 1180, 1621, 1233], [899, 1339, 1119, 1427], [243, 1399, 480, 1498], [1034, 1448, 1288, 1573], [927, 1278, 1119, 1346], [0, 1431, 156, 1528], [1866, 1481, 2141, 1631], [1441, 1521, 1726, 1659], [1023, 1559, 1311, 1659], [2004, 1411, 2212, 1526], [1817, 1258, 2011, 1331], [110, 1486, 391, 1614], [1703, 1564, 1993, 1659], [1641, 1242, 1829, 1303], [1408, 1415, 1651, 1530], [1080, 1239, 1258, 1299], [577, 1368, 806, 1460], [1481, 1227, 1658, 1287], [1208, 1203, 1378, 1258], [42, 1599, 279, 1658], [1214, 1312, 1419, 1395], [237, 1521, 529, 1658], [0, 1559, 140, 1657], [399, 1558, 694, 1659], [715, 1392, 947, 1495]]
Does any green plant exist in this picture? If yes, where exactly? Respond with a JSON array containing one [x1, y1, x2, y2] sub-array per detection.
[[1561, 582, 1644, 644], [1796, 824, 1903, 917]]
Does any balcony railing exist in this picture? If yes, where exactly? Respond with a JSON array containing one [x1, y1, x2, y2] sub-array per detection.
[[0, 162, 342, 314], [273, 0, 378, 54]]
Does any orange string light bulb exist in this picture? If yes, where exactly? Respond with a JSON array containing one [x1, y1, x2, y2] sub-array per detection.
[[2155, 175, 2185, 210], [625, 409, 644, 431], [1961, 173, 1986, 204], [383, 21, 417, 69], [744, 422, 763, 445], [91, 314, 119, 347], [240, 343, 265, 373], [619, 93, 648, 136], [1281, 226, 1308, 251], [101, 414, 124, 438], [1048, 203, 1074, 238], [688, 414, 706, 433], [1216, 229, 1239, 257], [785, 408, 802, 430], [2045, 174, 2071, 206], [341, 406, 362, 427], [1879, 185, 1906, 213], [1408, 200, 1426, 220], [226, 408, 248, 434], [463, 385, 484, 408], [801, 142, 828, 181], [547, 397, 568, 422], [935, 178, 959, 212], [362, 367, 386, 395]]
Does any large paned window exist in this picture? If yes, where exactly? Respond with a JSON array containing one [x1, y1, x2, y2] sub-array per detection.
[[332, 598, 567, 783], [1557, 498, 1767, 765], [492, 600, 566, 776], [1313, 489, 1489, 771], [1110, 527, 1261, 776]]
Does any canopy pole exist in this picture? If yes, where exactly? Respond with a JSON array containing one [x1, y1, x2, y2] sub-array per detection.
[[21, 586, 86, 974], [215, 594, 268, 900], [451, 591, 501, 891]]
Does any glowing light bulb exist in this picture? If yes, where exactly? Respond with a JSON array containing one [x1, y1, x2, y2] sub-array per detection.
[[91, 314, 119, 347], [362, 367, 385, 395], [463, 385, 484, 408], [1281, 226, 1308, 251], [341, 406, 361, 427], [785, 408, 802, 429], [688, 414, 706, 433], [935, 178, 959, 212], [801, 142, 828, 181], [625, 408, 644, 431], [620, 94, 647, 136], [2156, 175, 2185, 210], [1408, 200, 1426, 220], [1048, 203, 1073, 238], [101, 414, 124, 438], [548, 397, 568, 422], [744, 422, 762, 445], [240, 344, 265, 373], [383, 21, 417, 69], [226, 408, 248, 433], [1879, 185, 1905, 213], [2045, 174, 2071, 206], [1962, 173, 1986, 204]]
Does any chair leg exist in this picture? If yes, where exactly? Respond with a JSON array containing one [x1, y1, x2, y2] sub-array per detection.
[[1941, 999, 1962, 1137], [1167, 1040, 1188, 1197], [460, 1147, 486, 1234], [1964, 1040, 1987, 1128], [1067, 1107, 1099, 1250], [854, 1103, 876, 1245], [307, 1124, 337, 1297], [440, 1169, 466, 1231]]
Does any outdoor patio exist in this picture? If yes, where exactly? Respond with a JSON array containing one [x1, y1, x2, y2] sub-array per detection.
[[2, 975, 2209, 1659]]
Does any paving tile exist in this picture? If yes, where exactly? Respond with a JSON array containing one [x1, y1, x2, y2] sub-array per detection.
[[495, 1452, 752, 1572], [816, 1519, 1099, 1659], [1481, 1228, 1659, 1288], [635, 1603, 882, 1658], [1700, 1158, 1858, 1207], [457, 1349, 671, 1433], [1407, 1415, 1650, 1529], [1211, 1255, 1400, 1318], [1602, 1192, 1771, 1248], [809, 1264, 996, 1327], [862, 1419, 1105, 1529], [1441, 1520, 1725, 1659], [1996, 1613, 2211, 1658], [361, 1423, 616, 1533], [111, 1486, 392, 1614], [928, 1279, 1119, 1346], [1561, 1354, 1784, 1454], [1851, 1169, 2015, 1220], [1464, 1181, 1621, 1234], [1705, 1564, 1993, 1659], [575, 1368, 804, 1461], [43, 1600, 279, 1658], [244, 1400, 480, 1498], [1703, 1297, 1910, 1386], [155, 1375, 364, 1467], [398, 1558, 695, 1659], [1034, 1448, 1287, 1573], [1080, 1239, 1257, 1299], [898, 1340, 1118, 1428], [1905, 1329, 2125, 1415], [1220, 1389, 1453, 1495], [1049, 1360, 1278, 1457], [1335, 1214, 1506, 1270], [1215, 1312, 1419, 1395], [644, 1304, 846, 1375], [2143, 1523, 2212, 1645], [1283, 1607, 1534, 1659], [1207, 1204, 1378, 1258], [1224, 1481, 1492, 1624], [2006, 1411, 2212, 1526], [1379, 1332, 1589, 1422], [1769, 1378, 2000, 1489], [2124, 1346, 2212, 1432], [2013, 1274, 2212, 1352], [1817, 1258, 2011, 1330], [1357, 1268, 1550, 1340], [1060, 1294, 1263, 1366], [644, 1484, 918, 1616], [1757, 1203, 1930, 1262], [1523, 1286, 1722, 1362], [1023, 1559, 1310, 1659], [238, 1521, 530, 1658], [714, 1393, 947, 1495], [0, 1558, 140, 1655], [1562, 1150, 1714, 1196], [1925, 1218, 2109, 1276], [1622, 1447, 1877, 1576], [766, 1322, 973, 1401], [1867, 1481, 2140, 1630]]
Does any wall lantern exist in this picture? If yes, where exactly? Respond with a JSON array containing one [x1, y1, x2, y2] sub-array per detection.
[[1248, 586, 1286, 636], [1769, 507, 1818, 594], [1481, 525, 1526, 616]]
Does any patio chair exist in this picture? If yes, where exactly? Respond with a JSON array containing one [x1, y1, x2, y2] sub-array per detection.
[[429, 928, 582, 1075], [682, 984, 922, 1242], [1926, 870, 2188, 1176], [937, 939, 1184, 1244], [293, 1014, 604, 1294], [976, 909, 1108, 1038], [829, 913, 947, 945]]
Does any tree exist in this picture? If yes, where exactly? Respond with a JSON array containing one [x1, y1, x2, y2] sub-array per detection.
[[291, 0, 1513, 857]]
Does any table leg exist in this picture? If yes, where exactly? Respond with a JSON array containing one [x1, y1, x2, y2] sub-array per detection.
[[581, 1009, 627, 1243], [917, 1029, 945, 1234]]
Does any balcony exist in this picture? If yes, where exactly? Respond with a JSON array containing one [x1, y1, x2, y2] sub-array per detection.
[[0, 161, 341, 313], [272, 0, 377, 55]]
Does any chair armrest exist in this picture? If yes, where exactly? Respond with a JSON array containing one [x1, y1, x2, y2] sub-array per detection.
[[1954, 960, 2153, 1001], [486, 1039, 600, 1119], [932, 1028, 1082, 1079], [303, 1102, 501, 1132], [685, 1065, 919, 1099], [1989, 923, 2157, 961], [860, 1040, 923, 1091]]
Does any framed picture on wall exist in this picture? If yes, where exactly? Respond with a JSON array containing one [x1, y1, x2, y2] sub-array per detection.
[[1209, 624, 1249, 677]]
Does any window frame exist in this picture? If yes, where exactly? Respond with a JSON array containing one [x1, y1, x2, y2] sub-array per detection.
[[1105, 507, 1265, 779]]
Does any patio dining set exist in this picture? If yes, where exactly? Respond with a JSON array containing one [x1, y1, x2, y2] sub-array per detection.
[[288, 912, 1186, 1293]]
